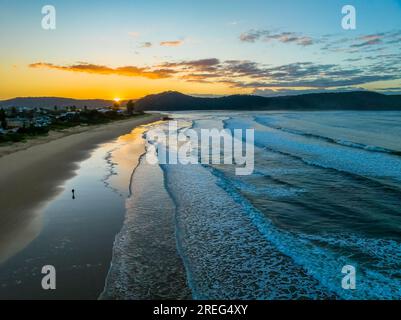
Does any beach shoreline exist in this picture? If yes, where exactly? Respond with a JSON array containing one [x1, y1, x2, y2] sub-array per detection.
[[0, 113, 163, 264]]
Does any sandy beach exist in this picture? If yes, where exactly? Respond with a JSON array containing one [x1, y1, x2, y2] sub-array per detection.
[[0, 113, 163, 264]]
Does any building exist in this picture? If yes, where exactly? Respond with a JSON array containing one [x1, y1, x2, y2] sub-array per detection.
[[33, 116, 52, 127], [5, 117, 31, 128]]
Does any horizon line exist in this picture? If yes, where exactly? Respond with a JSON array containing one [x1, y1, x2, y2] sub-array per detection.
[[1, 89, 399, 102]]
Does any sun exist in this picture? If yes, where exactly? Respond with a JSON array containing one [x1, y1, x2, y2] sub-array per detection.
[[113, 97, 121, 103]]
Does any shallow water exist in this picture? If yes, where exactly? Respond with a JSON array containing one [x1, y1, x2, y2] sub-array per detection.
[[0, 129, 144, 299], [101, 145, 191, 300]]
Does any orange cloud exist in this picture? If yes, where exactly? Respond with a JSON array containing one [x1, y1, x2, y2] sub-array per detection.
[[29, 62, 175, 79], [160, 40, 183, 47]]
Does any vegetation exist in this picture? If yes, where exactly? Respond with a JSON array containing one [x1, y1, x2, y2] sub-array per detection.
[[134, 91, 401, 111], [0, 125, 49, 143], [126, 100, 135, 114], [0, 108, 6, 129], [0, 107, 145, 145]]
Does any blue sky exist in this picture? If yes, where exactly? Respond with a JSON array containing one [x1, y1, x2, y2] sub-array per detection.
[[1, 0, 401, 98]]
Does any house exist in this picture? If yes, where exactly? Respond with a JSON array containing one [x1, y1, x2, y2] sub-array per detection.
[[5, 117, 31, 128], [97, 108, 111, 114], [56, 111, 79, 121], [33, 116, 52, 127]]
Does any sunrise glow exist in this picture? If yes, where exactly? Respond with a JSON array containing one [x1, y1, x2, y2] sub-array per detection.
[[0, 0, 400, 99]]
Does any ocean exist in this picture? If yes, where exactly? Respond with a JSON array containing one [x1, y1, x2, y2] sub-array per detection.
[[1, 111, 400, 300], [104, 111, 401, 300]]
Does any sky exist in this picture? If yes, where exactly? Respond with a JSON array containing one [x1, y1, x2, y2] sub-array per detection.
[[1, 0, 401, 99]]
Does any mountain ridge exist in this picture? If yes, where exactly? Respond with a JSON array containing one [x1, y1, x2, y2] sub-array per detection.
[[134, 91, 401, 111], [2, 91, 401, 111]]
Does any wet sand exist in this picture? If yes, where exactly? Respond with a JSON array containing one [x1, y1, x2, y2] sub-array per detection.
[[0, 114, 162, 264], [0, 125, 158, 299], [0, 120, 192, 299]]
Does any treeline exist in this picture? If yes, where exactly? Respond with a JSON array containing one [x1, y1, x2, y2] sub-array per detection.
[[0, 125, 50, 143], [0, 101, 143, 144]]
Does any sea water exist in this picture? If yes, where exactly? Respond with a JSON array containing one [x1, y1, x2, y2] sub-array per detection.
[[104, 111, 401, 300]]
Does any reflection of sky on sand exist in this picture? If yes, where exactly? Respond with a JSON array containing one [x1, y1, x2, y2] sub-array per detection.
[[0, 208, 43, 265], [109, 121, 166, 189], [0, 125, 154, 265], [0, 124, 155, 298], [102, 122, 165, 195], [106, 126, 148, 196], [0, 175, 75, 265]]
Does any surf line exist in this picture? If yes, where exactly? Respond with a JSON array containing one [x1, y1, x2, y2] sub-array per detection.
[[145, 120, 255, 176]]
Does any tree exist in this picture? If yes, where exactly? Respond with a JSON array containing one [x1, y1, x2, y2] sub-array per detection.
[[126, 100, 135, 115], [0, 108, 7, 129], [11, 107, 17, 116], [112, 101, 120, 111]]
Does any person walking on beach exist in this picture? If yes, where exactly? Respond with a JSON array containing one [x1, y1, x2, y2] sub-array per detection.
[[72, 189, 75, 200]]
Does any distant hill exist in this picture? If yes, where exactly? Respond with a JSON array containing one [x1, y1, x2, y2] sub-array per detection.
[[134, 91, 401, 111], [2, 92, 401, 111], [0, 97, 115, 109]]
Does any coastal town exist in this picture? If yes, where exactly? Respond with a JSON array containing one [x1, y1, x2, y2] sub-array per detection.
[[0, 100, 139, 143]]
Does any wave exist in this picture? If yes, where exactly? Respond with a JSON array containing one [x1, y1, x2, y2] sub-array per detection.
[[142, 119, 328, 299], [150, 120, 399, 299], [101, 130, 191, 300], [162, 161, 332, 299], [104, 114, 401, 300], [206, 165, 401, 299], [259, 144, 401, 195], [254, 116, 401, 157], [223, 171, 305, 198], [225, 118, 401, 185]]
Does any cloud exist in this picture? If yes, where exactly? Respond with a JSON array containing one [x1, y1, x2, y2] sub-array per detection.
[[376, 87, 401, 93], [160, 40, 183, 47], [29, 54, 401, 93], [240, 30, 314, 46], [228, 75, 396, 89], [224, 60, 269, 77], [321, 31, 401, 52], [29, 62, 175, 79], [159, 58, 220, 72], [140, 42, 152, 48], [161, 58, 400, 89], [239, 30, 261, 42], [350, 34, 383, 48]]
